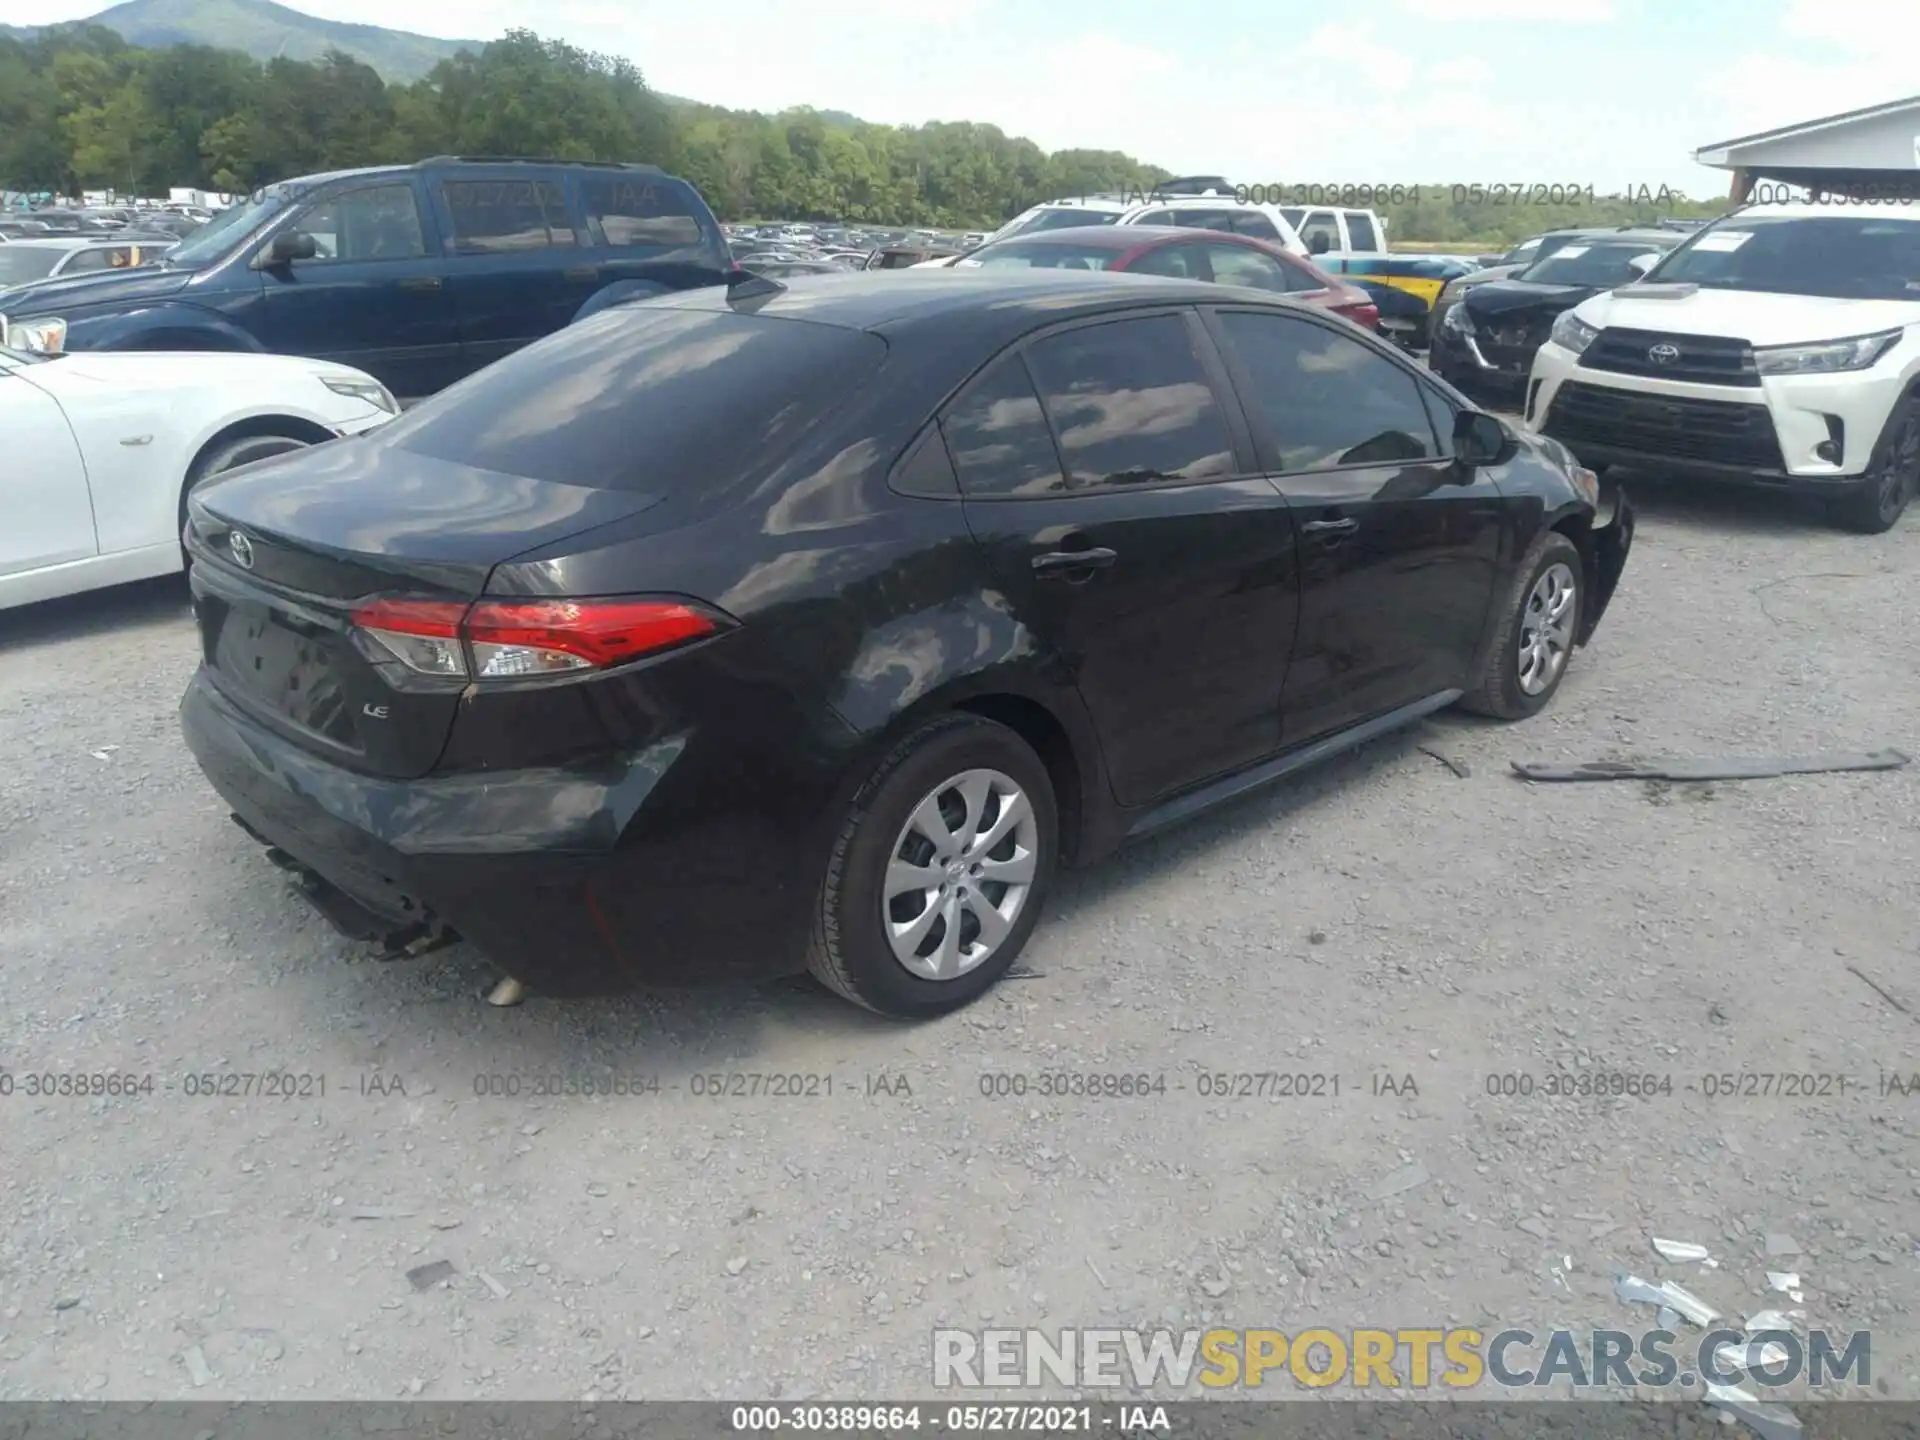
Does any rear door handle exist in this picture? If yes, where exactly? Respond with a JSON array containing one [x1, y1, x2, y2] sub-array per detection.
[[1300, 517, 1358, 534], [397, 276, 442, 291], [563, 265, 599, 281], [1031, 547, 1117, 575]]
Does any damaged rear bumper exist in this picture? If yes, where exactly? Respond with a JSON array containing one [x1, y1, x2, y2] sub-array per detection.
[[1578, 485, 1634, 645]]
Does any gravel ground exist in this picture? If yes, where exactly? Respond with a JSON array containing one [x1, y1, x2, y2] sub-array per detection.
[[1, 472, 1915, 1409]]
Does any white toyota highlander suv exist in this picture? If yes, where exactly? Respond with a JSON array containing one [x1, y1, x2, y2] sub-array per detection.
[[1527, 199, 1920, 532]]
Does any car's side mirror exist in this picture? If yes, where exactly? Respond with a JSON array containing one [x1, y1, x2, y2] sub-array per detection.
[[262, 231, 317, 267], [1453, 409, 1516, 467], [1627, 252, 1659, 276]]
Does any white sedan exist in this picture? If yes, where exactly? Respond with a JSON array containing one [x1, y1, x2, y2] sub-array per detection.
[[2, 346, 397, 610]]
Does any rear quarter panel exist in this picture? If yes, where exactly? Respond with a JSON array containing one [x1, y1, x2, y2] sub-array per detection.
[[476, 359, 1108, 869]]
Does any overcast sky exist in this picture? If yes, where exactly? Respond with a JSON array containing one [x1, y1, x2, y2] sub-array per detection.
[[8, 0, 1916, 194]]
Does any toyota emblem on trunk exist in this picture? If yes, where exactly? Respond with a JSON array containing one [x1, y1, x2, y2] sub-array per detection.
[[228, 531, 255, 569], [1647, 342, 1681, 365]]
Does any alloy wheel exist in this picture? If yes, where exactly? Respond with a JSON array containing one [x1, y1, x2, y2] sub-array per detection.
[[882, 767, 1038, 980], [1517, 561, 1577, 696], [1871, 411, 1920, 524]]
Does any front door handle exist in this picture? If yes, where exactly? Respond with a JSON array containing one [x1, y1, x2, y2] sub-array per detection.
[[563, 265, 599, 282], [1031, 547, 1117, 575], [397, 276, 442, 291], [1300, 517, 1358, 534]]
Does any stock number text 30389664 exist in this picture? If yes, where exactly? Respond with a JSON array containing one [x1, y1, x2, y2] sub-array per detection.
[[1224, 182, 1687, 208]]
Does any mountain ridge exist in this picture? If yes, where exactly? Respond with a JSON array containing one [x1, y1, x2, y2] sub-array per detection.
[[2, 0, 483, 81]]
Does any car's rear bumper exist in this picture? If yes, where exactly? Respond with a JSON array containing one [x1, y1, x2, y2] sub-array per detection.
[[1582, 486, 1634, 644], [180, 669, 818, 995]]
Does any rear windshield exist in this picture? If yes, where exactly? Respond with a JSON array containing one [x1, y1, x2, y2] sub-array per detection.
[[961, 241, 1117, 271], [1647, 214, 1920, 300], [999, 208, 1122, 240], [1519, 240, 1674, 286], [0, 248, 64, 284], [377, 307, 886, 492]]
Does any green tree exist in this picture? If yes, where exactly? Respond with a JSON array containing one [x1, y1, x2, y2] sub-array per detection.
[[0, 19, 1723, 239]]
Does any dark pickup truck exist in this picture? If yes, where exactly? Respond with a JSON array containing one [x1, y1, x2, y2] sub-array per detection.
[[0, 156, 732, 401]]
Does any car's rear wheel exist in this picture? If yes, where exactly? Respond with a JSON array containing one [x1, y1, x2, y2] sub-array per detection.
[[807, 714, 1057, 1018], [1458, 530, 1584, 720], [1831, 396, 1919, 534]]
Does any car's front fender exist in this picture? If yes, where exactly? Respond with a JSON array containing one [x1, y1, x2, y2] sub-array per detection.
[[65, 302, 265, 354]]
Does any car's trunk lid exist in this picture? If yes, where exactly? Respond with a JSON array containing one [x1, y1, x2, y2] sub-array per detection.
[[185, 440, 663, 779]]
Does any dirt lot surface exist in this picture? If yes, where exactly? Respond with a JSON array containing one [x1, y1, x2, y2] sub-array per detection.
[[1, 473, 1915, 1409]]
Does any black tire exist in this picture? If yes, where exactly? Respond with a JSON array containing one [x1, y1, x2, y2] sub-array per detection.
[[179, 433, 313, 543], [1830, 396, 1919, 535], [807, 714, 1057, 1018], [1458, 530, 1585, 720]]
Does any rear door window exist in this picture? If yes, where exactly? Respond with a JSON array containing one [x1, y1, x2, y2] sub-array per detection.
[[580, 175, 708, 248], [440, 179, 575, 253], [1024, 313, 1236, 488], [1201, 243, 1290, 292], [1126, 242, 1208, 280], [60, 247, 120, 273], [1171, 208, 1237, 234], [940, 355, 1069, 498], [1346, 212, 1379, 250], [377, 308, 885, 491], [1297, 211, 1342, 252]]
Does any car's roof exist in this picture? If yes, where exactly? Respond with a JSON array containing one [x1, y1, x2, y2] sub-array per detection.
[[1728, 199, 1920, 222], [648, 267, 1305, 333], [981, 225, 1190, 251], [2, 237, 95, 252], [1554, 229, 1687, 248]]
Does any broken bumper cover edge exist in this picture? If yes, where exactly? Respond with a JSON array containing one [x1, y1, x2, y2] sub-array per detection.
[[1579, 486, 1633, 645]]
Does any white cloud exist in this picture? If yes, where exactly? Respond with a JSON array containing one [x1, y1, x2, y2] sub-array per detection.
[[1428, 56, 1495, 87], [1778, 0, 1920, 51], [1399, 0, 1615, 19], [1303, 23, 1415, 93], [1695, 0, 1920, 148]]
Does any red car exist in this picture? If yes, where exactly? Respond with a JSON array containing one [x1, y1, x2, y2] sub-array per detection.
[[943, 225, 1380, 329]]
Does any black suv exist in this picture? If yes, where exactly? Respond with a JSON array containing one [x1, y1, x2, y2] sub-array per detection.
[[0, 156, 730, 400]]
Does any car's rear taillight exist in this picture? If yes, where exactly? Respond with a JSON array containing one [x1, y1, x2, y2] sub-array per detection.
[[350, 597, 730, 680], [352, 598, 469, 677]]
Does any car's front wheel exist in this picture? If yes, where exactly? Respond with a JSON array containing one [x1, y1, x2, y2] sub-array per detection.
[[1458, 530, 1585, 720], [808, 714, 1057, 1018], [1832, 396, 1919, 534]]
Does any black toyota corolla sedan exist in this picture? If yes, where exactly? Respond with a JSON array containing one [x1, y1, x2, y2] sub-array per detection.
[[180, 269, 1634, 1018]]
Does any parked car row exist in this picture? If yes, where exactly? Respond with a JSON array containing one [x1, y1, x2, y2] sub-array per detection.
[[934, 224, 1382, 330], [723, 219, 978, 274], [2, 202, 204, 242]]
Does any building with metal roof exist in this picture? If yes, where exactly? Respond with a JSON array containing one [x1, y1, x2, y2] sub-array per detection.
[[1695, 94, 1920, 201]]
